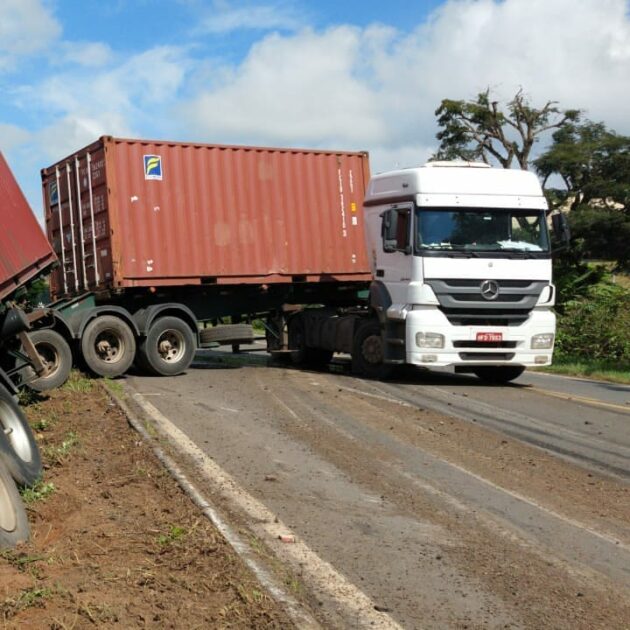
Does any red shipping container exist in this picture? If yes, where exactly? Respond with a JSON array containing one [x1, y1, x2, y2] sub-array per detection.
[[41, 137, 372, 299], [0, 152, 57, 304]]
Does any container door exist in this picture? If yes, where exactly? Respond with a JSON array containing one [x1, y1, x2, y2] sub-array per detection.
[[44, 148, 112, 297]]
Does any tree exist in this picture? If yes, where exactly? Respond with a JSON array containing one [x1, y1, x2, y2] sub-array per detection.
[[534, 120, 630, 211], [434, 88, 580, 170], [534, 121, 630, 269]]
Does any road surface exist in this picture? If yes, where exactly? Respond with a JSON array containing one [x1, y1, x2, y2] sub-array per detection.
[[122, 351, 630, 629]]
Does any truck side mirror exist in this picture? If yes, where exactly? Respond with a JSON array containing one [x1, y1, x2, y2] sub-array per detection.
[[551, 212, 570, 244]]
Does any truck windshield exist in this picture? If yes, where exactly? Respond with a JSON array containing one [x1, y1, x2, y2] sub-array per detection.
[[415, 208, 550, 256]]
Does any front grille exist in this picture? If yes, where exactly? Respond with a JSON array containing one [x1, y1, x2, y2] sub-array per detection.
[[425, 278, 547, 327], [459, 352, 515, 361], [453, 341, 518, 349], [441, 308, 530, 326]]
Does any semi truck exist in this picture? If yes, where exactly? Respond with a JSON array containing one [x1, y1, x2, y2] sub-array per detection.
[[37, 137, 564, 383]]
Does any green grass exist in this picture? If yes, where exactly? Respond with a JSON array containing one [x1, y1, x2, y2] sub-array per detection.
[[156, 525, 187, 546], [43, 431, 79, 465], [62, 371, 94, 393], [534, 359, 630, 384], [20, 481, 56, 504]]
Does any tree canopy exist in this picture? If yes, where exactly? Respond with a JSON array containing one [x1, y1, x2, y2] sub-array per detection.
[[534, 120, 630, 212], [434, 89, 580, 170]]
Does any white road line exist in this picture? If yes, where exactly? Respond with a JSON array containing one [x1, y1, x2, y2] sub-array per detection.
[[127, 388, 403, 630]]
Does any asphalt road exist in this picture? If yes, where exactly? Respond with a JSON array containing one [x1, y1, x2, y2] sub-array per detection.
[[124, 352, 630, 629]]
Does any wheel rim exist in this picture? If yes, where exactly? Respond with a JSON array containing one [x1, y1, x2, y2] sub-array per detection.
[[94, 330, 126, 364], [0, 400, 33, 463], [156, 329, 186, 363], [35, 341, 61, 377], [362, 334, 384, 365], [0, 475, 17, 532]]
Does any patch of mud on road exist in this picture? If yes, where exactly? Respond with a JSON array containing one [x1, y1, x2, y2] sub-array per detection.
[[0, 373, 293, 628]]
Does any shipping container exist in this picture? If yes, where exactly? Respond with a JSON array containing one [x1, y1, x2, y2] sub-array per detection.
[[42, 137, 372, 298], [0, 152, 57, 304]]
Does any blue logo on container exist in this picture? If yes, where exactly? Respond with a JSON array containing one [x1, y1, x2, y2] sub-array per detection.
[[144, 154, 163, 180]]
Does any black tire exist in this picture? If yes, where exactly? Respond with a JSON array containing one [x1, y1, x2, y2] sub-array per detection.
[[351, 319, 394, 379], [0, 459, 29, 548], [0, 385, 42, 487], [138, 317, 196, 377], [472, 366, 525, 384], [25, 329, 72, 392], [81, 315, 136, 378], [199, 324, 254, 345]]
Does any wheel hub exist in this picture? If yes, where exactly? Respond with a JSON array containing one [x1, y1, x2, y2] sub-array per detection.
[[157, 330, 185, 363], [362, 335, 383, 365], [95, 332, 123, 363]]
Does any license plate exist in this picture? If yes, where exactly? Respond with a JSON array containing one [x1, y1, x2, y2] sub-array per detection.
[[476, 332, 503, 342]]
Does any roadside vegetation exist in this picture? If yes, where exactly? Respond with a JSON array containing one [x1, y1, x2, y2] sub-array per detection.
[[434, 89, 630, 382]]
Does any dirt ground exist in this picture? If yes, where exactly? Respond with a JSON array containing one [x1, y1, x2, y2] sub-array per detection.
[[0, 373, 294, 629]]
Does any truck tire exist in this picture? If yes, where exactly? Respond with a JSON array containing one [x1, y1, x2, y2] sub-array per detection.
[[0, 459, 29, 548], [0, 385, 42, 487], [351, 320, 394, 380], [138, 317, 196, 377], [472, 366, 525, 384], [200, 324, 254, 345], [81, 315, 136, 378], [25, 329, 72, 392]]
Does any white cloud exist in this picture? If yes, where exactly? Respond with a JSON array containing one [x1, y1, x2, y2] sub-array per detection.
[[177, 0, 630, 174], [58, 41, 114, 68], [18, 45, 191, 162], [0, 0, 61, 67], [0, 123, 31, 153], [197, 1, 303, 34]]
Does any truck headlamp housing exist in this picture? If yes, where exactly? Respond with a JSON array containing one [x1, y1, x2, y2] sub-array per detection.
[[416, 332, 445, 349], [531, 333, 554, 349]]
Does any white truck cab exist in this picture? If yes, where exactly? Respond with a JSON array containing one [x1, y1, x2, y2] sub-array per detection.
[[362, 161, 556, 383]]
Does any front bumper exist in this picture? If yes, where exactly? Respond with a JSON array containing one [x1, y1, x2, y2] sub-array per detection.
[[404, 307, 555, 368]]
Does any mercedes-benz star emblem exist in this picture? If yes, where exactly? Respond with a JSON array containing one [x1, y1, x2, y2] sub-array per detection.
[[480, 279, 500, 301]]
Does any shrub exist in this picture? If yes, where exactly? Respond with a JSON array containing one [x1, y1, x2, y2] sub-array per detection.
[[555, 282, 630, 364]]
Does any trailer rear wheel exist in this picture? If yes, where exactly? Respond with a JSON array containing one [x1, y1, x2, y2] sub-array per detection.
[[25, 329, 72, 392], [472, 366, 525, 384], [0, 385, 42, 487], [81, 316, 136, 378], [0, 460, 29, 548], [352, 320, 393, 380], [138, 317, 196, 376]]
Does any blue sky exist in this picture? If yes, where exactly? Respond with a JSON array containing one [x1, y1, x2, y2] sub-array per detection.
[[2, 0, 630, 218]]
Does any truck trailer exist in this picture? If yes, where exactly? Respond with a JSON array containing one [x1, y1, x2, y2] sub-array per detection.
[[40, 137, 372, 378], [39, 137, 562, 383]]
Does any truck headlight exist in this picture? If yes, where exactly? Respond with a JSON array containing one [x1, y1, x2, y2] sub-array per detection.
[[416, 332, 445, 348], [531, 333, 554, 349]]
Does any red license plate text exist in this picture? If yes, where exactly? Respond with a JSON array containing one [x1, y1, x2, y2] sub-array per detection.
[[476, 332, 503, 342]]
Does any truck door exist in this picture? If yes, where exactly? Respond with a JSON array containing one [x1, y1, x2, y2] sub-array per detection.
[[377, 204, 413, 305]]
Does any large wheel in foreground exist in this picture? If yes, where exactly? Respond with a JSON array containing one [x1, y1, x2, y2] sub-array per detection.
[[472, 366, 525, 384], [351, 319, 394, 380], [25, 329, 72, 392], [138, 317, 196, 376], [0, 385, 42, 487], [0, 459, 29, 548], [81, 315, 136, 378]]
